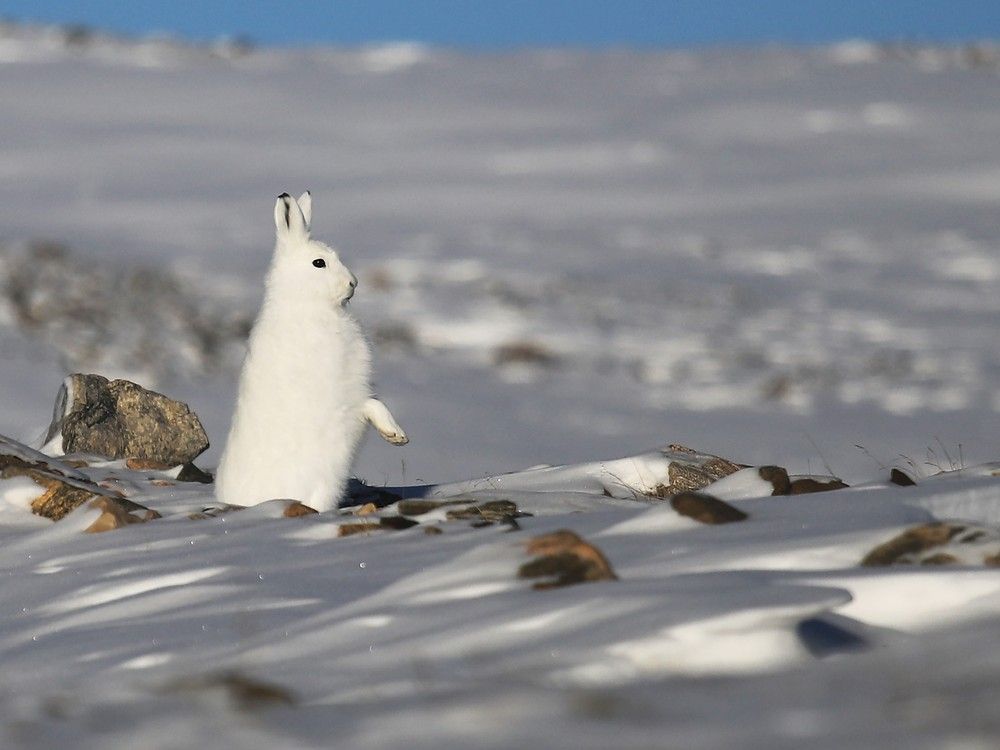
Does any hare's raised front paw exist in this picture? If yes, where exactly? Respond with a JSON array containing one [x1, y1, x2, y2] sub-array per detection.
[[363, 398, 409, 446], [380, 428, 409, 446]]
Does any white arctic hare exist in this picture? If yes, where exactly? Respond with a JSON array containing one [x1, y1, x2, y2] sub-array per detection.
[[216, 192, 407, 511]]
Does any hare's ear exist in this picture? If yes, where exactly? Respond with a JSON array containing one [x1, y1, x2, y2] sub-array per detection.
[[297, 191, 312, 231], [274, 192, 308, 240]]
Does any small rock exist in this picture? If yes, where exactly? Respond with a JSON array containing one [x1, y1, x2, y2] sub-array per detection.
[[670, 492, 748, 524], [282, 501, 318, 518], [795, 616, 869, 658], [337, 515, 419, 536], [84, 496, 160, 533], [861, 523, 963, 566], [423, 526, 443, 536], [46, 374, 209, 466], [788, 477, 849, 494], [493, 341, 560, 368], [162, 671, 296, 711], [921, 552, 959, 565], [446, 500, 525, 524], [379, 515, 419, 530], [338, 522, 383, 537], [397, 499, 451, 516], [861, 522, 1000, 566], [651, 445, 744, 497], [188, 504, 245, 521], [740, 466, 847, 496], [757, 466, 791, 495], [518, 529, 617, 589], [344, 480, 403, 508], [130, 459, 213, 485], [353, 502, 378, 516], [176, 463, 213, 484], [890, 468, 917, 486]]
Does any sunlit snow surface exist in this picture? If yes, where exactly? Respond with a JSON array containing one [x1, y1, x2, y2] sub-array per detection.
[[0, 27, 999, 748]]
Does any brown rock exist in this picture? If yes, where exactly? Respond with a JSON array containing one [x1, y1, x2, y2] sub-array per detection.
[[282, 501, 318, 518], [31, 481, 102, 521], [47, 374, 209, 466], [788, 477, 849, 494], [758, 466, 791, 495], [1, 434, 121, 520], [84, 496, 160, 532], [176, 463, 213, 484], [889, 468, 917, 487], [162, 671, 297, 711], [921, 553, 959, 566], [423, 526, 443, 536], [379, 515, 419, 531], [670, 492, 749, 524], [651, 445, 743, 497], [861, 523, 966, 566], [397, 499, 450, 516], [353, 502, 378, 516], [446, 500, 523, 523], [519, 529, 617, 589], [337, 515, 419, 536], [188, 504, 245, 520], [399, 495, 513, 516], [493, 341, 559, 368], [338, 522, 382, 537], [126, 457, 175, 471], [957, 529, 988, 543]]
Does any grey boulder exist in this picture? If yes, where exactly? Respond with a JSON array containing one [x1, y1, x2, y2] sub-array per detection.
[[46, 373, 209, 466]]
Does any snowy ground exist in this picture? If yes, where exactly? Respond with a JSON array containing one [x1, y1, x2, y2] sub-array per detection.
[[0, 24, 999, 748]]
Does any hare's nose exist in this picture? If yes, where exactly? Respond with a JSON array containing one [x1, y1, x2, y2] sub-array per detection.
[[348, 274, 358, 289]]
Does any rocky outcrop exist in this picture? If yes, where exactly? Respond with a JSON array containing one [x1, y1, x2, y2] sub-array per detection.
[[1, 433, 157, 525], [1, 433, 113, 520]]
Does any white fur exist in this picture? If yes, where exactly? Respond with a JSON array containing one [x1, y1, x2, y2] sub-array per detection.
[[216, 192, 406, 511]]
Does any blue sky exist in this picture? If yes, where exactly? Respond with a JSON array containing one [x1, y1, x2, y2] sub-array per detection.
[[2, 0, 999, 48]]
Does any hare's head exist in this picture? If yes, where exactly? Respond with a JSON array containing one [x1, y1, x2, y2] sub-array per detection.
[[269, 192, 358, 307]]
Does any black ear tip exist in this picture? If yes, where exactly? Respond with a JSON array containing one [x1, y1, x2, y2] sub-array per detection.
[[304, 190, 311, 196], [277, 192, 291, 200]]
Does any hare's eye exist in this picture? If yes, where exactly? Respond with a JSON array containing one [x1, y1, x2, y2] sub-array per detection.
[[312, 258, 326, 268]]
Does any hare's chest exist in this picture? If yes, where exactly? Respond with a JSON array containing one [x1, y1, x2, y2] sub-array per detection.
[[246, 311, 370, 393], [292, 325, 368, 385]]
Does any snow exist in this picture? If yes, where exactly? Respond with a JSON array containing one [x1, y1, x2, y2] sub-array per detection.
[[0, 23, 998, 748], [1, 450, 998, 747]]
